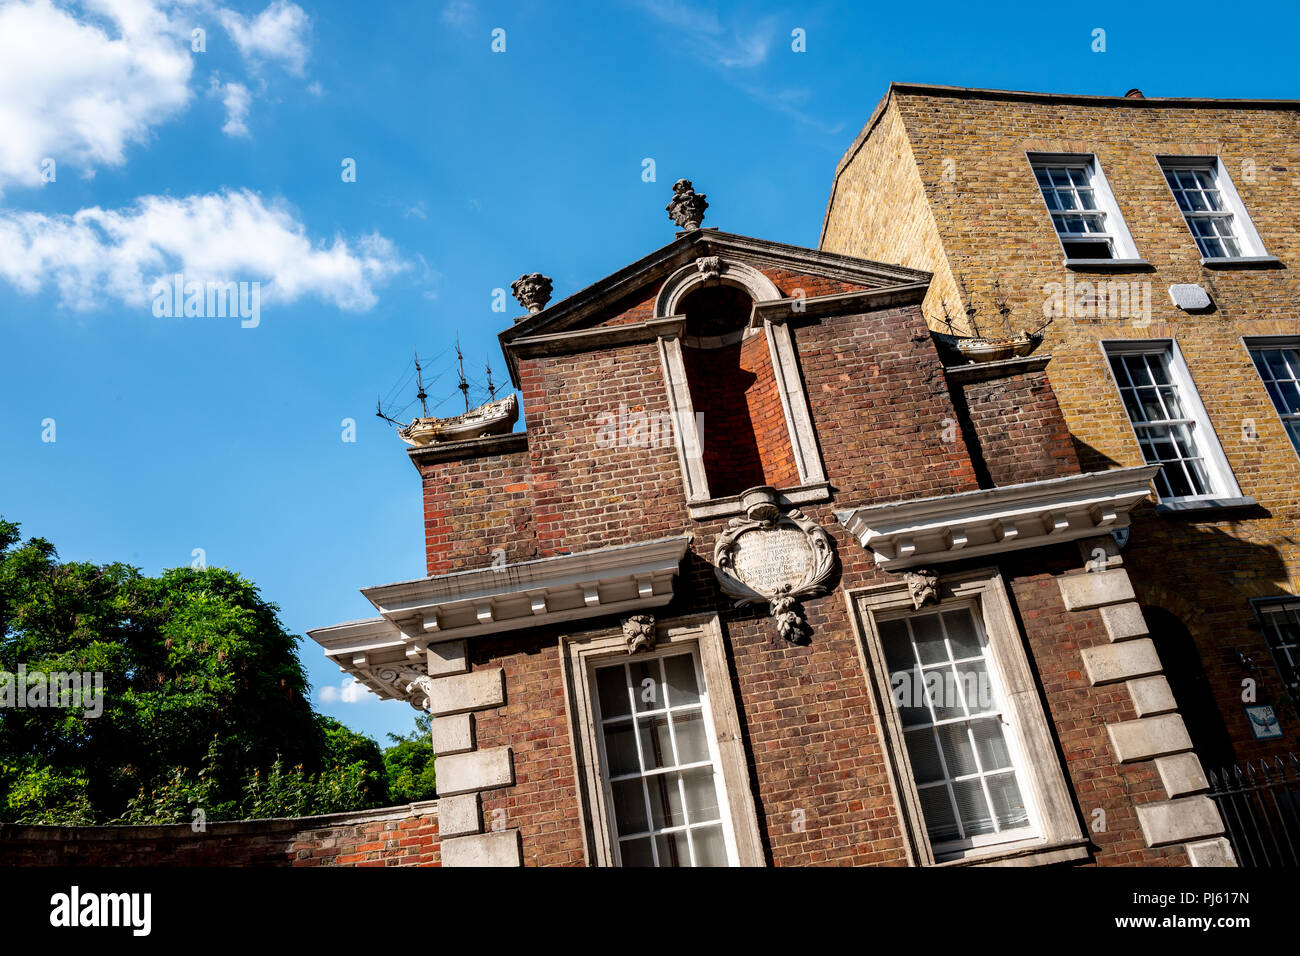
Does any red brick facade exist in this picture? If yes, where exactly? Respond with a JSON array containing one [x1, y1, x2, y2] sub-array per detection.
[[376, 229, 1217, 867]]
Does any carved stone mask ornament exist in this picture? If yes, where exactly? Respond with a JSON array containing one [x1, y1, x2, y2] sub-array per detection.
[[623, 613, 657, 655], [713, 487, 837, 643], [903, 569, 940, 610]]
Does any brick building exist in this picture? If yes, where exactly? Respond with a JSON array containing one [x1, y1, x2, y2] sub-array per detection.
[[309, 179, 1236, 867], [819, 84, 1300, 784]]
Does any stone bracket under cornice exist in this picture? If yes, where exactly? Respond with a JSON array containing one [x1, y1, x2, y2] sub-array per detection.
[[307, 536, 694, 706], [835, 466, 1160, 570]]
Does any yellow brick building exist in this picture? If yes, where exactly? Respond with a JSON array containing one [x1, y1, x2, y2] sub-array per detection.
[[821, 83, 1300, 769]]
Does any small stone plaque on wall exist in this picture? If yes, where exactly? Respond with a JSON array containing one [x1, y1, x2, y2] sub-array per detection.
[[713, 487, 836, 643]]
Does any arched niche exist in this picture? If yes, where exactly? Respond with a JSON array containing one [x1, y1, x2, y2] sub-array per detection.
[[653, 255, 829, 517]]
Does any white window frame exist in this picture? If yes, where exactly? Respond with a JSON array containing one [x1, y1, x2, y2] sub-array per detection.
[[560, 613, 765, 867], [1252, 598, 1300, 703], [1158, 156, 1271, 262], [848, 568, 1088, 867], [1027, 152, 1142, 265], [1244, 335, 1300, 459], [874, 599, 1039, 855], [1102, 339, 1243, 508]]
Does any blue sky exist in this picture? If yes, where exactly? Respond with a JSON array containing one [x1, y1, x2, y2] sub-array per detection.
[[2, 0, 1297, 744]]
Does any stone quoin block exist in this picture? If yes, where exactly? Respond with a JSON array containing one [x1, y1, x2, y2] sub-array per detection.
[[1081, 638, 1162, 686], [1099, 602, 1149, 642], [1135, 796, 1225, 847], [440, 829, 523, 867], [1155, 752, 1210, 797], [1126, 675, 1178, 717], [431, 713, 475, 755], [1106, 714, 1194, 763], [1185, 837, 1238, 868], [427, 639, 469, 677], [434, 746, 514, 797], [427, 668, 505, 717], [437, 793, 482, 838], [1057, 569, 1137, 611]]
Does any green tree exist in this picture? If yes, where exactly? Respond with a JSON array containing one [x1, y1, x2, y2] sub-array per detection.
[[0, 517, 389, 823], [383, 714, 437, 803]]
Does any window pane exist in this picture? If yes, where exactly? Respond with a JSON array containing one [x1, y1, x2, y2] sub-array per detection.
[[597, 665, 631, 719], [879, 618, 915, 671], [620, 837, 654, 866], [630, 659, 660, 712], [987, 772, 1030, 830], [663, 653, 700, 706], [918, 786, 960, 844], [612, 779, 648, 835], [927, 666, 965, 721], [681, 767, 721, 823], [604, 721, 640, 776], [970, 717, 1012, 770], [943, 610, 982, 659], [671, 708, 710, 764], [912, 614, 948, 664], [892, 669, 929, 727], [638, 715, 674, 769], [645, 774, 685, 829], [937, 723, 979, 777], [952, 779, 995, 836], [691, 825, 728, 866], [955, 660, 994, 714], [654, 830, 691, 867], [904, 729, 946, 784]]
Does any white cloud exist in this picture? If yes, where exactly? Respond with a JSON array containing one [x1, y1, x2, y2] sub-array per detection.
[[634, 0, 771, 68], [0, 189, 408, 312], [0, 0, 194, 190], [209, 76, 252, 137], [318, 676, 375, 704], [441, 0, 474, 26], [219, 0, 310, 74]]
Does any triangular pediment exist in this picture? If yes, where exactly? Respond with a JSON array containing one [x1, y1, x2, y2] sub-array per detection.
[[499, 229, 931, 346]]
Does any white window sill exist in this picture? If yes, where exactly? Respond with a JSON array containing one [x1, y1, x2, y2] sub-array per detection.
[[935, 836, 1091, 868], [1155, 495, 1257, 515], [1064, 257, 1151, 270], [687, 482, 830, 520], [1200, 255, 1281, 267]]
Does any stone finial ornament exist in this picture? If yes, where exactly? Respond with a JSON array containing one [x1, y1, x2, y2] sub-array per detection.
[[903, 569, 940, 610], [667, 179, 708, 231], [623, 613, 657, 654], [511, 273, 553, 315]]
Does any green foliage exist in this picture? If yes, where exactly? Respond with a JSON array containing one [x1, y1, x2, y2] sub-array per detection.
[[384, 714, 437, 803], [3, 763, 96, 825], [0, 516, 415, 825]]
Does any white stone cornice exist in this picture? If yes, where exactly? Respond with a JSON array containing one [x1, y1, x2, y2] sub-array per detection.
[[307, 536, 693, 706], [835, 466, 1159, 570]]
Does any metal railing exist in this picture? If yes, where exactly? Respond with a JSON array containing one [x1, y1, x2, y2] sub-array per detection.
[[1206, 753, 1300, 867]]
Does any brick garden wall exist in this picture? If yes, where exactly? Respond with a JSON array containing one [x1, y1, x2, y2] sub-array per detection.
[[0, 802, 440, 867]]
